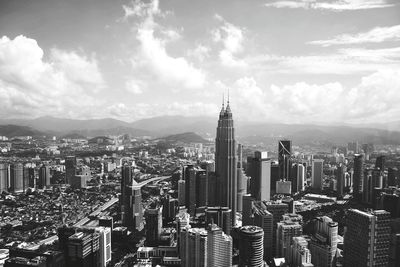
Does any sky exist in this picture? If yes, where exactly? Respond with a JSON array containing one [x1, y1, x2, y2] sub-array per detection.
[[0, 0, 399, 124]]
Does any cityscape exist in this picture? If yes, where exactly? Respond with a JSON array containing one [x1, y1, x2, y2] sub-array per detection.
[[1, 0, 400, 267]]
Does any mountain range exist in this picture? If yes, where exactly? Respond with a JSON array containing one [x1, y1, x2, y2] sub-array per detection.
[[1, 116, 400, 145]]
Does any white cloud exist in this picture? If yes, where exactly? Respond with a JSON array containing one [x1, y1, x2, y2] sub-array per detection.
[[187, 44, 210, 62], [229, 70, 400, 123], [124, 0, 206, 89], [309, 25, 400, 46], [125, 79, 144, 94], [0, 35, 105, 118], [265, 0, 394, 11], [212, 15, 247, 68]]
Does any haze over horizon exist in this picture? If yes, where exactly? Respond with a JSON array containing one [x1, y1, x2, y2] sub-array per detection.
[[0, 0, 399, 125]]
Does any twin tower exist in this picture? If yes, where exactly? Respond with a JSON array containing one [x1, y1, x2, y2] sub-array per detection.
[[215, 100, 245, 224]]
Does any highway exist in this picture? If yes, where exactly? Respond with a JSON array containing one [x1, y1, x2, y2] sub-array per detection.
[[36, 175, 171, 245]]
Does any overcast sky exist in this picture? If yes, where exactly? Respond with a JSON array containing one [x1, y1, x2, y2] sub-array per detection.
[[0, 0, 399, 124]]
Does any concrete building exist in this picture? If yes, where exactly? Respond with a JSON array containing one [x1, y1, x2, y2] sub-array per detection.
[[38, 165, 50, 189], [353, 154, 364, 201], [290, 236, 313, 267], [180, 228, 207, 267], [248, 151, 271, 201], [344, 209, 391, 267], [276, 217, 302, 259], [206, 224, 232, 267], [65, 156, 76, 184], [144, 205, 163, 247], [9, 163, 23, 193], [239, 225, 264, 267], [311, 159, 323, 190], [205, 206, 232, 235], [0, 163, 8, 193], [278, 140, 292, 180]]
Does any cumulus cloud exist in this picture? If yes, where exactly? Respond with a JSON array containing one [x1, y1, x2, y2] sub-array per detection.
[[229, 70, 400, 123], [212, 14, 247, 68], [309, 25, 400, 46], [0, 35, 105, 118], [123, 0, 206, 89], [264, 0, 394, 11], [125, 79, 144, 94]]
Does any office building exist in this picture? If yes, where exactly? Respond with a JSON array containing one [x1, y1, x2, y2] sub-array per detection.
[[309, 216, 338, 267], [125, 183, 144, 231], [290, 236, 313, 267], [252, 201, 273, 260], [375, 155, 385, 171], [311, 159, 323, 190], [207, 224, 232, 267], [242, 194, 255, 226], [279, 140, 292, 180], [0, 163, 8, 193], [276, 180, 291, 195], [144, 205, 163, 247], [205, 206, 232, 235], [248, 151, 271, 201], [66, 231, 100, 267], [237, 143, 246, 213], [196, 169, 208, 207], [178, 179, 185, 206], [353, 154, 364, 201], [388, 167, 398, 187], [95, 227, 111, 267], [180, 228, 207, 267], [9, 163, 23, 193], [271, 163, 280, 194], [293, 163, 306, 193], [239, 225, 264, 267], [5, 256, 46, 267], [344, 209, 391, 267], [23, 167, 35, 189], [38, 165, 50, 189], [65, 156, 76, 184], [215, 100, 237, 225], [336, 164, 345, 198], [276, 217, 302, 259]]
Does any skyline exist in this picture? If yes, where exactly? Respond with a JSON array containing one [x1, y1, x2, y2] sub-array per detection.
[[0, 0, 399, 124]]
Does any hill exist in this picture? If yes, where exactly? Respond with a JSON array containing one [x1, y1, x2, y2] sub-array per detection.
[[0, 125, 46, 138], [161, 132, 209, 144]]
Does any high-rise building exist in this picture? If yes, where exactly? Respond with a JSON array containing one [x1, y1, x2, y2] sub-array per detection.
[[353, 154, 364, 201], [196, 169, 208, 208], [290, 236, 313, 267], [206, 224, 232, 267], [249, 151, 271, 201], [279, 140, 292, 180], [276, 216, 303, 259], [252, 201, 273, 260], [388, 167, 398, 187], [144, 204, 162, 247], [9, 163, 23, 193], [178, 179, 186, 206], [0, 163, 8, 193], [239, 225, 264, 267], [309, 216, 338, 267], [271, 163, 280, 194], [242, 194, 255, 226], [344, 209, 391, 267], [375, 155, 385, 171], [311, 159, 323, 190], [336, 164, 346, 198], [180, 227, 207, 267], [205, 206, 232, 235], [38, 165, 50, 189], [237, 144, 246, 213], [95, 227, 112, 267], [297, 164, 306, 192], [65, 156, 76, 184], [23, 167, 35, 189], [66, 231, 100, 267], [215, 100, 237, 225]]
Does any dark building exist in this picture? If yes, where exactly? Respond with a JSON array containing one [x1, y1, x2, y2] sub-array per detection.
[[65, 156, 76, 184], [215, 100, 237, 225], [336, 164, 346, 198], [145, 204, 162, 247], [375, 155, 385, 171], [388, 167, 398, 187], [0, 163, 8, 193], [344, 209, 391, 267], [353, 154, 364, 202], [278, 140, 291, 180], [238, 226, 264, 267], [271, 163, 280, 194], [38, 165, 51, 189], [162, 194, 178, 223], [205, 206, 232, 235], [5, 256, 46, 267], [9, 163, 23, 193], [121, 165, 143, 231], [248, 151, 271, 201], [66, 232, 100, 267]]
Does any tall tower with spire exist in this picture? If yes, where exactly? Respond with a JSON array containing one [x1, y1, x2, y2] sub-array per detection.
[[215, 95, 238, 225]]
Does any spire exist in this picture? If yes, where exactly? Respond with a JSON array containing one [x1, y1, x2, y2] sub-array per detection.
[[225, 89, 232, 114], [220, 93, 225, 116]]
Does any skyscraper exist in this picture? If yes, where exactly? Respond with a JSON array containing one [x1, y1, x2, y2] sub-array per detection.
[[278, 140, 292, 180], [144, 204, 163, 247], [336, 164, 345, 198], [9, 163, 23, 193], [311, 159, 324, 190], [205, 206, 232, 235], [353, 154, 364, 201], [297, 163, 306, 192], [309, 216, 338, 267], [206, 224, 232, 267], [38, 165, 51, 189], [121, 165, 143, 231], [180, 227, 208, 267], [0, 163, 8, 193], [215, 100, 237, 225], [276, 218, 302, 259], [344, 209, 391, 267], [239, 225, 264, 267], [65, 156, 76, 184], [237, 143, 246, 213], [290, 236, 313, 267], [249, 151, 271, 201], [375, 155, 385, 171]]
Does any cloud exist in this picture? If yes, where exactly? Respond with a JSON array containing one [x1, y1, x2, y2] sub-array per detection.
[[309, 25, 400, 46], [0, 35, 105, 118], [187, 44, 210, 62], [124, 0, 206, 89], [229, 70, 400, 123], [212, 14, 247, 68], [125, 79, 144, 94], [265, 0, 394, 11]]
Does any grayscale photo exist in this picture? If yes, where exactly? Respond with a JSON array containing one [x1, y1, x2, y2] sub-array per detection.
[[0, 0, 399, 266]]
